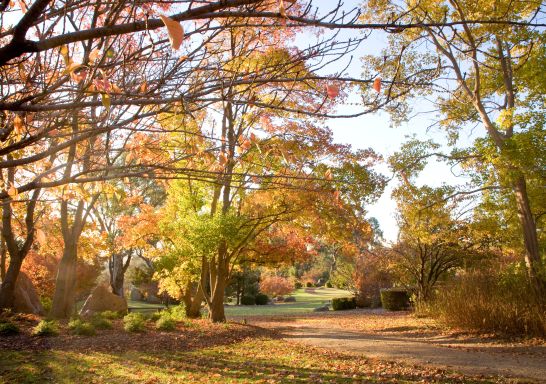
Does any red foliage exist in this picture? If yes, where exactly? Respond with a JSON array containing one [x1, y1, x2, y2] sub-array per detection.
[[259, 275, 294, 297]]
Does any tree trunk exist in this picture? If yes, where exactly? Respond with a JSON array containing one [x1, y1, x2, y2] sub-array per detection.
[[513, 175, 545, 300], [109, 254, 125, 297], [0, 238, 6, 281], [182, 280, 204, 318], [208, 261, 226, 323], [50, 244, 78, 319], [0, 255, 21, 309]]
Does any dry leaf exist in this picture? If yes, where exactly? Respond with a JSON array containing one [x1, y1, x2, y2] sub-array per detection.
[[326, 84, 339, 99], [373, 77, 382, 93], [159, 15, 185, 50]]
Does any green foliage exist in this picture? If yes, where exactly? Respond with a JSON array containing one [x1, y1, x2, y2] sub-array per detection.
[[325, 281, 333, 288], [32, 320, 59, 337], [305, 282, 313, 288], [101, 310, 124, 319], [0, 321, 20, 336], [91, 314, 113, 330], [240, 295, 255, 305], [40, 296, 52, 314], [331, 297, 356, 311], [123, 313, 146, 333], [166, 304, 186, 321], [68, 319, 96, 336], [255, 293, 269, 305], [155, 313, 177, 331], [380, 289, 410, 311], [294, 281, 303, 289]]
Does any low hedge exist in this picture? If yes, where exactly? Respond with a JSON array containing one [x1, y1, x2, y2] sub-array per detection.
[[255, 293, 269, 305], [332, 297, 356, 311], [380, 288, 410, 311], [240, 295, 255, 305]]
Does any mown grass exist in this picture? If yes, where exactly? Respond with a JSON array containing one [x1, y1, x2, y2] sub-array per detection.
[[225, 288, 354, 318], [0, 338, 500, 383]]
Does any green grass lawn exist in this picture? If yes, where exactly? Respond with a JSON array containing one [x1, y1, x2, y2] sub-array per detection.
[[225, 288, 353, 318], [0, 337, 498, 383]]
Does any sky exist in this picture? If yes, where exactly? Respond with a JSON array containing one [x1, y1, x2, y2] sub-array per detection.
[[296, 0, 473, 242]]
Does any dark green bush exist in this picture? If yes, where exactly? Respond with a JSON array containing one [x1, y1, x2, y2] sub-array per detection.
[[240, 295, 256, 305], [331, 297, 357, 311], [155, 313, 177, 331], [295, 282, 303, 289], [101, 310, 124, 319], [123, 313, 146, 332], [0, 321, 20, 336], [91, 314, 113, 330], [305, 282, 313, 288], [380, 288, 409, 311], [255, 293, 269, 305], [32, 320, 59, 336], [325, 281, 333, 288], [68, 319, 96, 336]]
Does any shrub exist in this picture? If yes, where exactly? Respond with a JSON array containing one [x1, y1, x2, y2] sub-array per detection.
[[305, 282, 313, 288], [259, 276, 293, 297], [40, 296, 52, 314], [91, 314, 113, 330], [32, 320, 59, 336], [155, 313, 177, 331], [68, 319, 96, 336], [332, 297, 357, 311], [284, 296, 296, 303], [255, 293, 269, 305], [325, 281, 333, 288], [101, 310, 124, 319], [380, 288, 409, 311], [430, 268, 546, 337], [123, 313, 146, 332], [0, 321, 20, 336], [167, 304, 186, 321], [240, 295, 256, 305], [295, 281, 303, 289]]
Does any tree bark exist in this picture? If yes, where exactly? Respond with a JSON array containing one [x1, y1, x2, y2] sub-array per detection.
[[513, 175, 545, 300], [50, 242, 78, 319], [0, 255, 21, 309], [109, 252, 131, 297]]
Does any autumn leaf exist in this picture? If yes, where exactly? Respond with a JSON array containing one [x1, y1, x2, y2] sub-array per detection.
[[325, 169, 333, 180], [279, 0, 287, 18], [7, 184, 18, 198], [101, 93, 111, 112], [13, 115, 24, 135], [89, 48, 101, 63], [159, 15, 185, 51], [139, 81, 148, 93], [326, 84, 339, 99], [373, 77, 382, 93]]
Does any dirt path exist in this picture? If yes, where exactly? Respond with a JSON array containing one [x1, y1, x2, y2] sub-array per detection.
[[248, 310, 546, 382]]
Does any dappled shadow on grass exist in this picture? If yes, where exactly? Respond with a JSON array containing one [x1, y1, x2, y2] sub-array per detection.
[[0, 337, 500, 383], [0, 320, 272, 353]]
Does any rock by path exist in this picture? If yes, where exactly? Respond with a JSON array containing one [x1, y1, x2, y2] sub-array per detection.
[[248, 310, 546, 382]]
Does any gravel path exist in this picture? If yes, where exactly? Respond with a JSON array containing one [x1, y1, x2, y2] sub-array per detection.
[[248, 310, 546, 382]]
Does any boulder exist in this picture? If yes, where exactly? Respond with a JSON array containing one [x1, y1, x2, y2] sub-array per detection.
[[13, 272, 44, 315], [79, 284, 127, 316], [129, 287, 143, 301]]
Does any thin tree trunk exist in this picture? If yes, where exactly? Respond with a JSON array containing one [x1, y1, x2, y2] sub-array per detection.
[[109, 253, 126, 297], [0, 238, 6, 281], [513, 175, 545, 299]]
